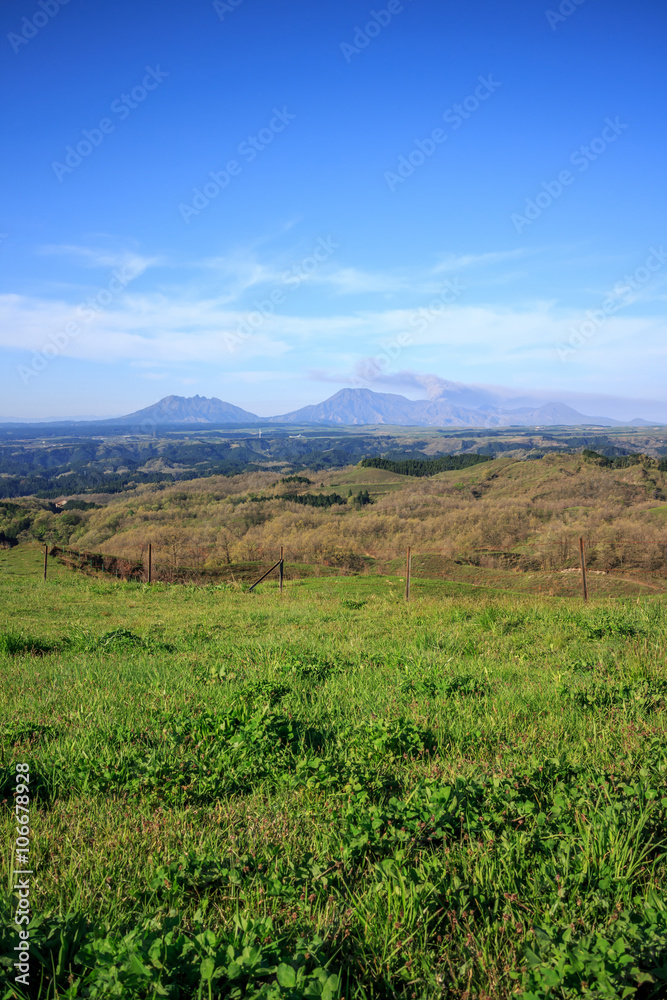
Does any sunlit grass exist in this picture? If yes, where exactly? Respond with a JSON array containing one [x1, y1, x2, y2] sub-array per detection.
[[1, 544, 667, 999]]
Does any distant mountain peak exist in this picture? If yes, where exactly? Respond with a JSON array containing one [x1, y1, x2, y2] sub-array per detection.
[[112, 394, 260, 425]]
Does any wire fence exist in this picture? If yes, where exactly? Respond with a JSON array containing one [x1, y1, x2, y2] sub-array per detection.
[[48, 545, 144, 581], [43, 537, 667, 601]]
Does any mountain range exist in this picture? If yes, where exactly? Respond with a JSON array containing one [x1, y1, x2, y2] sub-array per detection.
[[106, 389, 654, 428]]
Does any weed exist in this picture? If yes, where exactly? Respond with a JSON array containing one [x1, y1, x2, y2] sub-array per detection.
[[0, 629, 57, 655]]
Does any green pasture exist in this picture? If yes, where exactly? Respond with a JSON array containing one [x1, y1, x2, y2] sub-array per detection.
[[1, 544, 667, 999]]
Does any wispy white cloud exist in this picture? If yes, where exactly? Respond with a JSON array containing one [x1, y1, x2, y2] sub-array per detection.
[[37, 244, 162, 277], [196, 248, 519, 298], [430, 248, 530, 273], [199, 252, 283, 299], [0, 291, 294, 363], [3, 239, 666, 407], [307, 267, 409, 295], [231, 370, 302, 383], [2, 285, 665, 377]]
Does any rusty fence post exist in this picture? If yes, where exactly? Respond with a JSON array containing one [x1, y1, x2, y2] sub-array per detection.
[[405, 545, 411, 602]]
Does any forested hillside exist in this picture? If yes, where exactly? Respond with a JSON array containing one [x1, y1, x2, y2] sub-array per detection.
[[2, 425, 666, 499], [361, 454, 493, 476], [4, 453, 667, 583]]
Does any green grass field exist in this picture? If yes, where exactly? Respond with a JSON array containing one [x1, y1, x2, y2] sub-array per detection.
[[2, 544, 667, 999]]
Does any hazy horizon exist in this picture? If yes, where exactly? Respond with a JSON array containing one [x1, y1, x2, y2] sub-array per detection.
[[2, 380, 667, 425]]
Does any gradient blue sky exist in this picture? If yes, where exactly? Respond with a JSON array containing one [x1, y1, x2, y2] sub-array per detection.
[[1, 0, 666, 419]]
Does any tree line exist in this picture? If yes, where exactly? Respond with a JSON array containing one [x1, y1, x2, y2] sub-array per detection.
[[583, 450, 667, 471], [360, 454, 494, 477], [280, 492, 347, 508]]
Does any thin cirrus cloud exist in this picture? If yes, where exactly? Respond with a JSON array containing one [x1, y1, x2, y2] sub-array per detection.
[[36, 244, 162, 277], [2, 241, 666, 405], [0, 291, 293, 363], [430, 248, 532, 273], [200, 252, 411, 297], [198, 240, 529, 297], [307, 267, 412, 295], [24, 241, 533, 306], [1, 285, 665, 377]]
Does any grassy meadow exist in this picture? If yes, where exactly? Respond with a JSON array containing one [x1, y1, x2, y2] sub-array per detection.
[[2, 543, 667, 999]]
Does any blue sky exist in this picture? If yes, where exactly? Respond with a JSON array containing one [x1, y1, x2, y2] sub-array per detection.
[[1, 0, 666, 419]]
